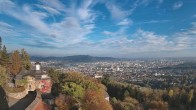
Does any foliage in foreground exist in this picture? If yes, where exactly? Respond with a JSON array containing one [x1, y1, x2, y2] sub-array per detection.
[[102, 76, 196, 110], [51, 72, 113, 110]]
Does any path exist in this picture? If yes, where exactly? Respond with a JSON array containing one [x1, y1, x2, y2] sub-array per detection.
[[9, 91, 36, 110]]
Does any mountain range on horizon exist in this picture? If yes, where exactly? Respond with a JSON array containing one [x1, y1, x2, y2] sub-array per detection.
[[30, 55, 196, 63], [30, 55, 119, 63]]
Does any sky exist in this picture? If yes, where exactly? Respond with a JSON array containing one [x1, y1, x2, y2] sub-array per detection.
[[0, 0, 196, 58]]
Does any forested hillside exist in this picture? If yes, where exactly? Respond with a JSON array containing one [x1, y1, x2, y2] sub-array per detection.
[[102, 76, 196, 110]]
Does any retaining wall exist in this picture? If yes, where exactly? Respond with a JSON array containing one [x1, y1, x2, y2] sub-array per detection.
[[6, 90, 28, 99]]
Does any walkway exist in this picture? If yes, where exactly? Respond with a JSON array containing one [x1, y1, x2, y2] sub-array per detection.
[[9, 91, 36, 110]]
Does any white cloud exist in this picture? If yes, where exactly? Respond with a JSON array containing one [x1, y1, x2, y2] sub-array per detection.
[[0, 21, 22, 38], [173, 1, 183, 10], [105, 3, 130, 20], [117, 19, 132, 26], [35, 4, 61, 15], [39, 23, 196, 57], [172, 22, 196, 49], [104, 0, 150, 20], [92, 28, 170, 56], [0, 0, 97, 48], [103, 31, 114, 36], [76, 0, 97, 23], [100, 21, 196, 55], [103, 27, 128, 37], [77, 0, 93, 20], [0, 21, 13, 28], [0, 0, 15, 11], [0, 3, 50, 35], [139, 20, 170, 24], [39, 0, 66, 12], [122, 29, 171, 52], [50, 17, 94, 45]]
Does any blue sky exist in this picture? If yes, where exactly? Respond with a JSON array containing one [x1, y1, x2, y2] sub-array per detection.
[[0, 0, 196, 58]]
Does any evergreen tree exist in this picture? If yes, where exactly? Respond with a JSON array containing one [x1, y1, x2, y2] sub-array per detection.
[[21, 49, 31, 70], [124, 90, 130, 98], [0, 66, 8, 86], [0, 45, 9, 67], [48, 68, 59, 83]]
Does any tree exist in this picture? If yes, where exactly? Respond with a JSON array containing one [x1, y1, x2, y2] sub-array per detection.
[[48, 68, 59, 83], [51, 83, 60, 97], [62, 82, 85, 100], [111, 97, 118, 104], [21, 49, 31, 70], [55, 94, 69, 110], [10, 50, 22, 76], [144, 100, 168, 110], [0, 66, 8, 86], [168, 89, 174, 97], [188, 89, 194, 102], [83, 90, 113, 110], [0, 45, 9, 67], [124, 90, 130, 98]]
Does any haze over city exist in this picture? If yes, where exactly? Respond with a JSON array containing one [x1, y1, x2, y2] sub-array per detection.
[[0, 0, 196, 58]]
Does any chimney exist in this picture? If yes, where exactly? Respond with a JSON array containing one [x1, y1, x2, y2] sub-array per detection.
[[35, 62, 41, 71]]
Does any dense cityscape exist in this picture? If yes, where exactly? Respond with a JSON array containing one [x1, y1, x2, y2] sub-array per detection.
[[33, 57, 196, 90]]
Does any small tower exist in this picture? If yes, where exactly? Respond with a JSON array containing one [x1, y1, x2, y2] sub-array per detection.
[[35, 62, 41, 71]]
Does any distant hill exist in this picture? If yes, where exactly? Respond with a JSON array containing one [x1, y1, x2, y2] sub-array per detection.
[[160, 62, 196, 69], [30, 55, 119, 62]]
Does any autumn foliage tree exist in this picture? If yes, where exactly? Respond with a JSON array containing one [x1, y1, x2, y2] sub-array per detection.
[[55, 94, 69, 110], [10, 50, 22, 76], [54, 72, 113, 110], [83, 90, 113, 110]]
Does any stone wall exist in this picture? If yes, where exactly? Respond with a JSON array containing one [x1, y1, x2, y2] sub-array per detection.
[[6, 89, 28, 99]]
